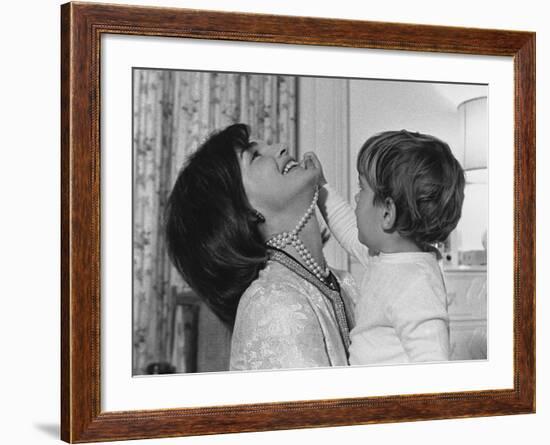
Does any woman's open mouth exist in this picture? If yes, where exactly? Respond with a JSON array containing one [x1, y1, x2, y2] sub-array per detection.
[[282, 160, 299, 175]]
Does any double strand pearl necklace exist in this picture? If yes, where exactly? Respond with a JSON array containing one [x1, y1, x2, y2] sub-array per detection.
[[266, 187, 330, 283]]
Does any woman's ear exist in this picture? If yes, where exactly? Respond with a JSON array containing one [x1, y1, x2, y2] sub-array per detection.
[[251, 208, 266, 224], [381, 197, 397, 231]]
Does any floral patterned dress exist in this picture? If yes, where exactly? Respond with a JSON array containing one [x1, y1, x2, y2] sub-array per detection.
[[230, 249, 358, 371]]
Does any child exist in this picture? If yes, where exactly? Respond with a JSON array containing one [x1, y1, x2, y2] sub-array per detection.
[[309, 130, 465, 365]]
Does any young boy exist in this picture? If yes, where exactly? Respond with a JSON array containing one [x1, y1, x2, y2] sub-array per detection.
[[309, 130, 465, 365]]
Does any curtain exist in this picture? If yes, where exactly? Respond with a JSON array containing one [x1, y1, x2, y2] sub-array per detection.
[[132, 69, 297, 374]]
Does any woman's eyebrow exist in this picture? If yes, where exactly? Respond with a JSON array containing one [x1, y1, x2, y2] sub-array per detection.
[[238, 148, 252, 164], [238, 147, 249, 159], [238, 141, 257, 158]]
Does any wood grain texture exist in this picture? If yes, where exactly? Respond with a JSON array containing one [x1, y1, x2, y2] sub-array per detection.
[[60, 1, 536, 442]]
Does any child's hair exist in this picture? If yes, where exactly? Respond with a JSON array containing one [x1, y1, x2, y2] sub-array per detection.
[[357, 130, 465, 250]]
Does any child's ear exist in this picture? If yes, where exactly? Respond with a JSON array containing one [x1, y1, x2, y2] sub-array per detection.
[[381, 197, 396, 231]]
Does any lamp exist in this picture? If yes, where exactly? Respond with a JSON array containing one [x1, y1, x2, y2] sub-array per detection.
[[458, 96, 488, 183], [455, 96, 488, 264]]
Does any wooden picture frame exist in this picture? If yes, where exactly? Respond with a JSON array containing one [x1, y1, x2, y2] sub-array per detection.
[[61, 1, 535, 442]]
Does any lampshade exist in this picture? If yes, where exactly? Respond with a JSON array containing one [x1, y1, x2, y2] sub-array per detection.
[[458, 96, 488, 171], [455, 96, 489, 252]]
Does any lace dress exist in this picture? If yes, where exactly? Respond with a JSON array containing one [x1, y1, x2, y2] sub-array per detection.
[[230, 249, 358, 371]]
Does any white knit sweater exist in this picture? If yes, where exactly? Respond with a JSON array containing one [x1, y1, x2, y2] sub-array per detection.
[[319, 184, 450, 365]]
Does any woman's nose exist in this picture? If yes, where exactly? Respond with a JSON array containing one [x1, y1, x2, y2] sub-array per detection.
[[256, 142, 286, 157], [354, 193, 360, 204]]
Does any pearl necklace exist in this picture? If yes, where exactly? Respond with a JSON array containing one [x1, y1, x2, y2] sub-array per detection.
[[266, 187, 330, 283]]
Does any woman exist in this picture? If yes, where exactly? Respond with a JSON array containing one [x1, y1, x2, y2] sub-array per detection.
[[165, 123, 357, 370]]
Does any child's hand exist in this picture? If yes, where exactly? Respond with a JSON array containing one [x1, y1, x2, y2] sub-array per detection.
[[303, 152, 327, 187]]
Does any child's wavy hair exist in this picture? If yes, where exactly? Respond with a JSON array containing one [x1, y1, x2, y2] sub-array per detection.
[[357, 130, 465, 250]]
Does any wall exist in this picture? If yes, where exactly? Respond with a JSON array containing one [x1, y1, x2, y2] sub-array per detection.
[[349, 80, 463, 162], [1, 1, 546, 445], [298, 76, 350, 270]]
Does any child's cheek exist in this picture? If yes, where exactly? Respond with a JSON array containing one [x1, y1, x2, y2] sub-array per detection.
[[355, 207, 366, 245]]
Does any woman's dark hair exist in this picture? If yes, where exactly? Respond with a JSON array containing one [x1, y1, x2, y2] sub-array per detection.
[[357, 130, 465, 249], [165, 124, 268, 328]]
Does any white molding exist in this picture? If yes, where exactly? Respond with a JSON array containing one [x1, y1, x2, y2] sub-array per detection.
[[298, 77, 350, 271]]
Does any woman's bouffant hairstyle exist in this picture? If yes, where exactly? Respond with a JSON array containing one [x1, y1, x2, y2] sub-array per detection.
[[165, 124, 268, 328], [357, 130, 465, 249]]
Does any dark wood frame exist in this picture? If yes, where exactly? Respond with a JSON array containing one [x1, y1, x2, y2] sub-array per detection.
[[61, 1, 536, 442]]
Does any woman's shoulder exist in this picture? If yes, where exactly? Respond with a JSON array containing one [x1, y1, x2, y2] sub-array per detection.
[[230, 261, 332, 371], [237, 261, 311, 313]]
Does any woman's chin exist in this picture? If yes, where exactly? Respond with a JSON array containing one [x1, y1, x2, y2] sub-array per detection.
[[296, 174, 319, 196], [281, 168, 316, 189], [300, 166, 319, 185]]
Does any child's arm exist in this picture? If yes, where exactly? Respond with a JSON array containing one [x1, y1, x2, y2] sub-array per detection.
[[317, 183, 370, 266], [388, 277, 450, 362], [305, 152, 370, 266]]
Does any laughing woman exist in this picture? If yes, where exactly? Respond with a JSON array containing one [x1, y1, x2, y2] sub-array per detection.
[[165, 124, 357, 371]]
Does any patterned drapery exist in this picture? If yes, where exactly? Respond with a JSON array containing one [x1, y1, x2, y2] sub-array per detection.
[[132, 69, 297, 374]]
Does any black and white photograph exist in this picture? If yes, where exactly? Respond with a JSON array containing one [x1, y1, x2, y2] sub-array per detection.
[[2, 0, 544, 442], [3, 0, 545, 443], [132, 69, 488, 376]]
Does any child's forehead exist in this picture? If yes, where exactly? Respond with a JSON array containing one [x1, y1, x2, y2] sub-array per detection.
[[357, 174, 376, 194]]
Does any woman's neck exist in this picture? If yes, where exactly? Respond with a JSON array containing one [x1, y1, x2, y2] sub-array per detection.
[[263, 214, 327, 275]]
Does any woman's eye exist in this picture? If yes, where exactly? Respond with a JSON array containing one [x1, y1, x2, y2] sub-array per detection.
[[251, 151, 259, 160]]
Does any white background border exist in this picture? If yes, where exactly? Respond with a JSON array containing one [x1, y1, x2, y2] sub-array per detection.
[[102, 34, 514, 411]]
